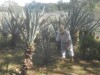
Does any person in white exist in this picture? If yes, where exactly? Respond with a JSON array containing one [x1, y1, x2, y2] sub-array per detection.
[[56, 25, 74, 61]]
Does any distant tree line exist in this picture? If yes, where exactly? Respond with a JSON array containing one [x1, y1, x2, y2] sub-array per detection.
[[25, 1, 69, 12]]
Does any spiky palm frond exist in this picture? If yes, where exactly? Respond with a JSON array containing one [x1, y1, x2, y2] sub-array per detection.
[[50, 16, 63, 37], [1, 8, 21, 36], [0, 18, 10, 36], [83, 19, 100, 34], [63, 1, 100, 35], [1, 8, 24, 47], [35, 26, 55, 64], [15, 8, 50, 46]]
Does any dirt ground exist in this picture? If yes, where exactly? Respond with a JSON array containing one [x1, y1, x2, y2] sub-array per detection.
[[0, 49, 100, 75]]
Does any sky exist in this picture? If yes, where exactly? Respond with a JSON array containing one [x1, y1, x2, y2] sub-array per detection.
[[0, 0, 70, 6]]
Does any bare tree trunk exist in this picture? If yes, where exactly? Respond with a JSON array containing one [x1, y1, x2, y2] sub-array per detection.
[[71, 31, 79, 47], [20, 45, 35, 75]]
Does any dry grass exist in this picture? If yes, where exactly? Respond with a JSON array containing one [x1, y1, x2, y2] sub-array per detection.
[[0, 49, 100, 75]]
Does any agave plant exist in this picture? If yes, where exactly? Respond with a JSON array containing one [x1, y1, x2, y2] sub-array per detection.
[[33, 25, 55, 65], [41, 27, 55, 64]]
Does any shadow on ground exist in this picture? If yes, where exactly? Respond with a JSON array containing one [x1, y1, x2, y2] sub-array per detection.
[[0, 49, 23, 75], [0, 49, 100, 75]]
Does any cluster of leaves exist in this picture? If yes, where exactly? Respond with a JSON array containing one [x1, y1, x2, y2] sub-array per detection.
[[79, 33, 100, 60], [33, 26, 56, 65]]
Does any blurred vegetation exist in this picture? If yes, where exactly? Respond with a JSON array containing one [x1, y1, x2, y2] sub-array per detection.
[[0, 0, 100, 75], [79, 32, 100, 60], [25, 0, 69, 12]]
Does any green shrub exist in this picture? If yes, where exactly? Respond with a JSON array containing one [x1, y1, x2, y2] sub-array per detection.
[[32, 27, 56, 66], [0, 34, 11, 49], [79, 34, 100, 60]]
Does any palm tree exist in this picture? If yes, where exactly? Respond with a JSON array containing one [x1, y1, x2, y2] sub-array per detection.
[[64, 1, 100, 46], [0, 18, 9, 36], [13, 8, 50, 75], [1, 8, 21, 48]]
